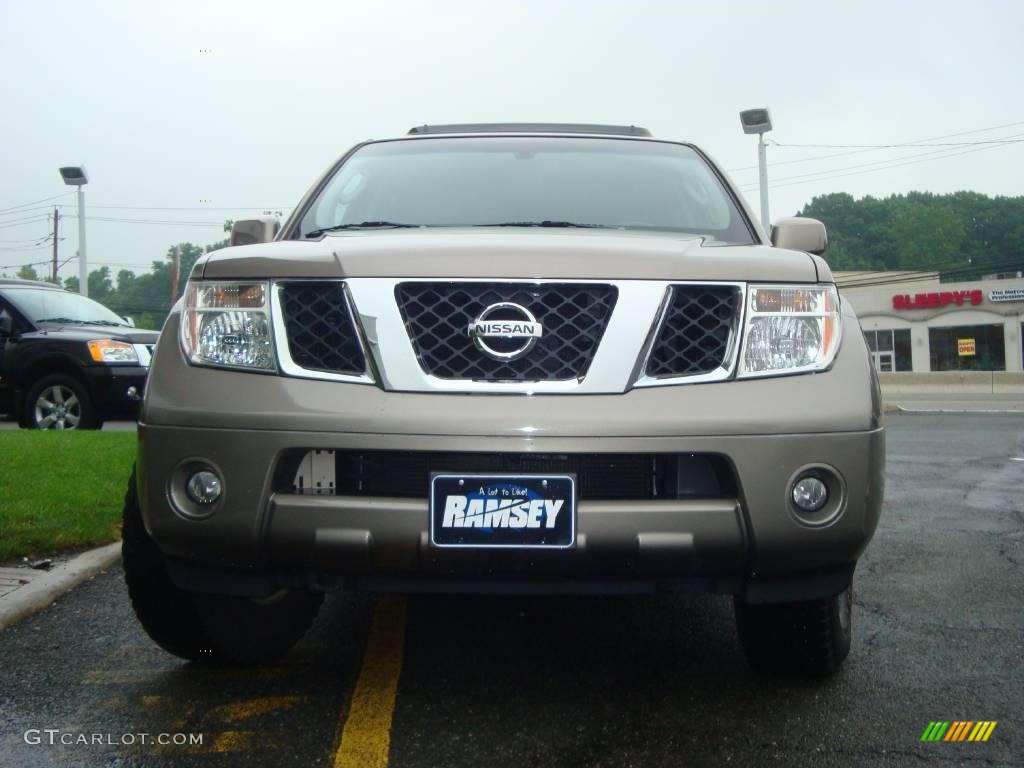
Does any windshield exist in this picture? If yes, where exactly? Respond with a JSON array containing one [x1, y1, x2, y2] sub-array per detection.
[[298, 137, 754, 243], [5, 288, 128, 326]]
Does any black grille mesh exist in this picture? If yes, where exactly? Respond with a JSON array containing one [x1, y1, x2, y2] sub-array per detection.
[[396, 283, 617, 381], [337, 452, 659, 500], [280, 282, 366, 374], [279, 450, 738, 500], [646, 285, 739, 377]]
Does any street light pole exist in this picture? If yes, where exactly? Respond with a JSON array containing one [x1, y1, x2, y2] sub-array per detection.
[[757, 133, 770, 231], [739, 108, 774, 233], [51, 207, 59, 283], [77, 186, 87, 296], [58, 165, 89, 296]]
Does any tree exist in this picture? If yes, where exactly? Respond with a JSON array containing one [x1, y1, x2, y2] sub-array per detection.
[[889, 201, 965, 271], [16, 265, 39, 281], [90, 241, 211, 329], [798, 190, 1023, 275], [87, 266, 114, 301]]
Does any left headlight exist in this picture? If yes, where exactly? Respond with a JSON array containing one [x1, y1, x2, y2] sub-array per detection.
[[180, 281, 276, 371], [88, 339, 138, 363], [738, 284, 841, 378]]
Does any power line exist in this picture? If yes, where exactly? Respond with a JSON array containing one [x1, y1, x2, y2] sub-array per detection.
[[739, 134, 1024, 193], [770, 139, 1024, 149], [0, 244, 52, 252], [0, 204, 70, 220], [89, 261, 163, 268], [85, 205, 291, 211], [0, 217, 50, 229], [0, 204, 286, 219], [740, 131, 1024, 189], [726, 118, 1024, 173], [0, 258, 52, 269], [59, 214, 223, 227], [0, 192, 74, 215], [767, 139, 1024, 192]]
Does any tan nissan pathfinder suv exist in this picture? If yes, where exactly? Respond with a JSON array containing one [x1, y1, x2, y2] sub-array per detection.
[[123, 123, 885, 675]]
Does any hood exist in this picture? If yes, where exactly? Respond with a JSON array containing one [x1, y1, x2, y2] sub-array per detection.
[[199, 228, 826, 283], [34, 323, 160, 344]]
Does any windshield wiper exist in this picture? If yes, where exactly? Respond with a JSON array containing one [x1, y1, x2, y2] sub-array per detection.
[[303, 221, 420, 238], [35, 317, 77, 324], [81, 320, 128, 327], [475, 220, 605, 229]]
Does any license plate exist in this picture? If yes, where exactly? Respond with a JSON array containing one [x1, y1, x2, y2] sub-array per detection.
[[430, 474, 576, 549]]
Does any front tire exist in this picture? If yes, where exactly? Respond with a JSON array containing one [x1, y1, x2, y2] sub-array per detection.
[[21, 373, 102, 430], [122, 469, 323, 664], [734, 584, 853, 676]]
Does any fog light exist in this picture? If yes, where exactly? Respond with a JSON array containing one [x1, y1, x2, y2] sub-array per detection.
[[186, 471, 222, 505], [792, 476, 828, 513]]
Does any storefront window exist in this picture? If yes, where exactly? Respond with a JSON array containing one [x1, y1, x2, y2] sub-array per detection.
[[929, 325, 1005, 371], [863, 329, 912, 372], [894, 329, 912, 371]]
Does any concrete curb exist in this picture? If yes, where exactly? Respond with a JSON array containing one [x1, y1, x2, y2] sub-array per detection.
[[0, 542, 121, 632]]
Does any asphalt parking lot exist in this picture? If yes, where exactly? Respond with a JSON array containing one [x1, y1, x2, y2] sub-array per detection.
[[0, 413, 1021, 767]]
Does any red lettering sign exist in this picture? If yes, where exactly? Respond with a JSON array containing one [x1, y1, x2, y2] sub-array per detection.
[[891, 290, 983, 310]]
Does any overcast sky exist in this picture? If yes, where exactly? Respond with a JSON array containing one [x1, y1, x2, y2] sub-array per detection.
[[2, 0, 1022, 281]]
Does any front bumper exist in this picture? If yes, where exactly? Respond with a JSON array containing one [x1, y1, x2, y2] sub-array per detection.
[[138, 423, 883, 600], [138, 310, 884, 600], [83, 364, 147, 416]]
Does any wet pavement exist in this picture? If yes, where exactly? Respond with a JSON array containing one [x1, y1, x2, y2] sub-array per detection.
[[0, 413, 1021, 767]]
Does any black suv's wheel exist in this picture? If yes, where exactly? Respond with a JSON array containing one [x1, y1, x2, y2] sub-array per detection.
[[122, 470, 323, 664], [734, 585, 853, 676], [21, 373, 101, 430]]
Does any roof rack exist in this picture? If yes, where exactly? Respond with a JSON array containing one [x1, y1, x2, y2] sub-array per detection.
[[0, 278, 61, 288], [407, 123, 652, 137]]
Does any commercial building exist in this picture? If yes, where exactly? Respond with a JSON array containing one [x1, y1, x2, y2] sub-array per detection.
[[837, 272, 1024, 374]]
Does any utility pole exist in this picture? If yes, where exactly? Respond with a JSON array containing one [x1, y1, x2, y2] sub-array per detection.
[[51, 208, 60, 283], [170, 245, 180, 303]]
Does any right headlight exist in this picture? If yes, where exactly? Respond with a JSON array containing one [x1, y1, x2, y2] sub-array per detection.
[[180, 281, 276, 371], [738, 284, 841, 378]]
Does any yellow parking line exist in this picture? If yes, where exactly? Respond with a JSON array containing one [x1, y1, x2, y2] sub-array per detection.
[[206, 695, 304, 723], [333, 596, 408, 768], [211, 730, 256, 753]]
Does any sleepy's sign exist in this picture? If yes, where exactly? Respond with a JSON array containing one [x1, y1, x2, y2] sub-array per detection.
[[892, 290, 983, 310]]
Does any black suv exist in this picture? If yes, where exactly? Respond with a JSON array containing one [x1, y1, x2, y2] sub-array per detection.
[[0, 279, 159, 429]]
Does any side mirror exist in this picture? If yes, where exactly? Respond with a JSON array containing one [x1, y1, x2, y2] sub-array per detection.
[[230, 217, 280, 247], [0, 310, 13, 337], [770, 217, 828, 255], [121, 315, 136, 327]]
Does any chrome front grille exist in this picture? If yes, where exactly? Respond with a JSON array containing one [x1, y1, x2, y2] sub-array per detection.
[[395, 282, 618, 381], [271, 278, 743, 393]]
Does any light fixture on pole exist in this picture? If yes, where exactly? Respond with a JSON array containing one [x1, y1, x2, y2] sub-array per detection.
[[59, 165, 89, 296], [739, 108, 773, 231]]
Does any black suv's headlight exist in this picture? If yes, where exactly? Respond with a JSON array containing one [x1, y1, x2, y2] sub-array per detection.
[[737, 284, 841, 378], [87, 339, 139, 363], [180, 281, 276, 371]]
